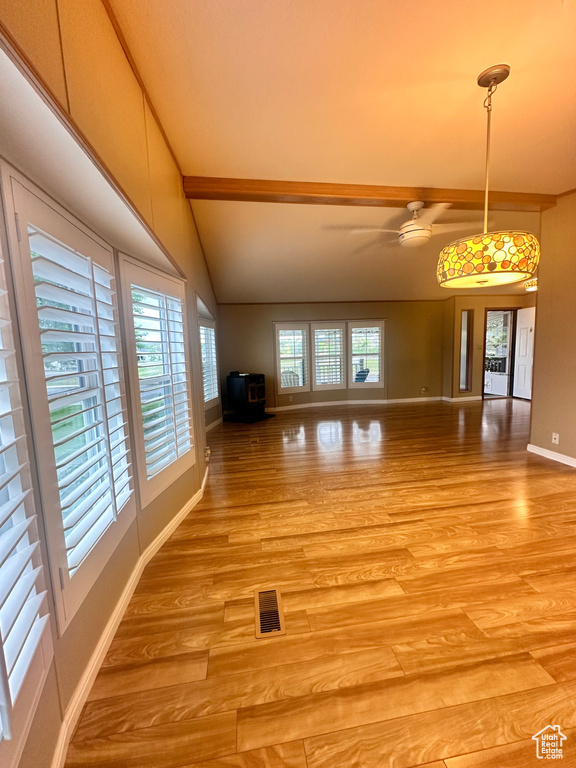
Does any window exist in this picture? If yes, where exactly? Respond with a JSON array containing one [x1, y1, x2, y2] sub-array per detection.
[[7, 179, 136, 629], [0, 206, 52, 768], [459, 310, 473, 391], [199, 322, 219, 406], [349, 322, 384, 387], [30, 234, 132, 576], [275, 324, 310, 393], [121, 258, 195, 504], [312, 324, 345, 390], [275, 321, 384, 395]]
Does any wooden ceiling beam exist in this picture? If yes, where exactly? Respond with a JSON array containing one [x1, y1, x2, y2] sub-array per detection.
[[183, 176, 556, 212]]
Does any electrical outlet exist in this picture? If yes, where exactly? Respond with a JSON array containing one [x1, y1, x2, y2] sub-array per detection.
[[552, 433, 560, 445], [289, 395, 293, 402]]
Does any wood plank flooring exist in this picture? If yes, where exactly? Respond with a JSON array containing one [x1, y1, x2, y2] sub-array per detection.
[[66, 400, 576, 768]]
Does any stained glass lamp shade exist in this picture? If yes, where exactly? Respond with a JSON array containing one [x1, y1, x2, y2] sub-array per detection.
[[437, 231, 540, 288]]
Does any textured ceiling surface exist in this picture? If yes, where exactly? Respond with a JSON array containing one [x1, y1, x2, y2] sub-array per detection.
[[109, 0, 575, 302]]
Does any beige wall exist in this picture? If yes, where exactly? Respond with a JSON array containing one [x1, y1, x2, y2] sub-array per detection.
[[0, 3, 217, 766], [530, 192, 576, 459], [0, 0, 216, 310], [0, 0, 69, 108], [218, 302, 446, 409], [442, 299, 455, 398], [206, 402, 223, 428]]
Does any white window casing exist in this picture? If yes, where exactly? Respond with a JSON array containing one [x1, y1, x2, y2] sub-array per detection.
[[199, 322, 220, 408], [275, 323, 310, 394], [120, 257, 195, 506], [348, 321, 385, 389], [311, 323, 346, 391], [5, 174, 136, 632]]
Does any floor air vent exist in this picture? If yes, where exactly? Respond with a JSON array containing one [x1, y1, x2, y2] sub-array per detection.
[[254, 587, 287, 639]]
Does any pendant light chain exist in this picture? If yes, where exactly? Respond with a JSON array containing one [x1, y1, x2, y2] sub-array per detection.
[[483, 80, 498, 233]]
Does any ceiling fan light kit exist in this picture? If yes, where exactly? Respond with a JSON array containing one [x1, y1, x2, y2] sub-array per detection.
[[398, 201, 432, 248], [437, 64, 540, 288]]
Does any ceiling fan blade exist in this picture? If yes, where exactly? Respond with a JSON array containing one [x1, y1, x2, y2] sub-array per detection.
[[350, 228, 400, 235], [433, 222, 480, 234], [418, 202, 452, 226], [433, 219, 494, 234], [352, 237, 397, 255], [324, 224, 374, 231], [324, 223, 398, 232]]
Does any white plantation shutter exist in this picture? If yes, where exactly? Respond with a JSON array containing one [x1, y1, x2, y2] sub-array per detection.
[[121, 257, 195, 504], [131, 285, 193, 479], [199, 324, 219, 405], [7, 178, 136, 630], [0, 236, 52, 758], [312, 324, 345, 390], [29, 230, 132, 575], [275, 324, 310, 393], [274, 321, 385, 394]]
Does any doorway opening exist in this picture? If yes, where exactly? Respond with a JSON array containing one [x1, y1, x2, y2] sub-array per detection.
[[483, 308, 535, 399]]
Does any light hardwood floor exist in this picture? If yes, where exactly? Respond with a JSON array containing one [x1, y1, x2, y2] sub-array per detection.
[[66, 399, 576, 768]]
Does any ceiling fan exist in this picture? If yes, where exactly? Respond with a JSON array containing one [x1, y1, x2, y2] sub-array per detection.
[[344, 201, 486, 249]]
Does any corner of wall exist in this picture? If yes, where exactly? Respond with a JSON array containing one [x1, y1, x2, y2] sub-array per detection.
[[529, 193, 576, 459]]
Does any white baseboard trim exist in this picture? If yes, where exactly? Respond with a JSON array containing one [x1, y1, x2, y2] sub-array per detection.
[[386, 397, 444, 404], [201, 463, 210, 493], [442, 396, 483, 402], [527, 444, 576, 468], [206, 417, 223, 432], [268, 397, 444, 413], [50, 466, 209, 768]]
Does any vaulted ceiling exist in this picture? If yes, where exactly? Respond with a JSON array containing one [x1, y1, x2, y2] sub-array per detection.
[[108, 0, 576, 302]]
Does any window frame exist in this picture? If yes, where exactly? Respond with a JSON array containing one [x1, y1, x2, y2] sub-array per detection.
[[347, 321, 385, 389], [311, 323, 347, 391], [274, 323, 311, 394], [5, 175, 136, 632], [120, 256, 195, 507], [199, 320, 220, 409]]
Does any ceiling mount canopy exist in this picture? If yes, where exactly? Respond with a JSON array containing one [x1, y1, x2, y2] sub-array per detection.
[[437, 64, 540, 289]]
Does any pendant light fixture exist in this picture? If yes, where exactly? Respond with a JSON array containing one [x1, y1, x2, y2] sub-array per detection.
[[437, 65, 540, 288], [524, 278, 538, 292]]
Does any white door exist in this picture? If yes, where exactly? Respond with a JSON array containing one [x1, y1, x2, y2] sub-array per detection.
[[513, 307, 536, 399]]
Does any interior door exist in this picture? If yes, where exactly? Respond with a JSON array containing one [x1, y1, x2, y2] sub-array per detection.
[[513, 306, 536, 399]]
